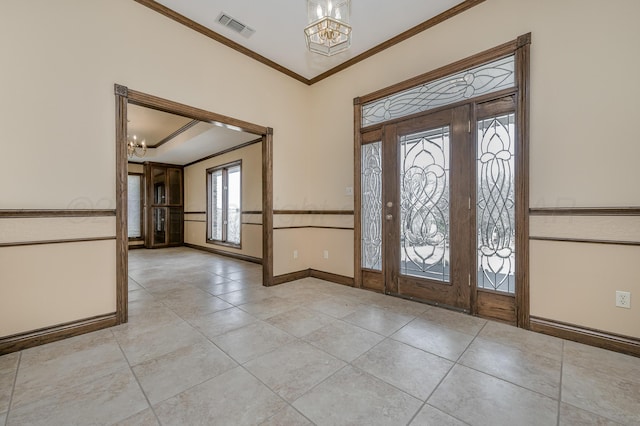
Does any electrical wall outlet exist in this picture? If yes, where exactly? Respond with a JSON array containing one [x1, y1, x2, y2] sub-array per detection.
[[293, 250, 298, 259], [616, 291, 631, 309], [323, 250, 329, 259], [345, 186, 354, 196]]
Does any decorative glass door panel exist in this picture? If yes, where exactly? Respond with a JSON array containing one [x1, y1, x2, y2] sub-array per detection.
[[383, 107, 471, 310], [472, 97, 518, 323], [400, 127, 450, 282], [361, 142, 383, 271], [477, 113, 516, 293]]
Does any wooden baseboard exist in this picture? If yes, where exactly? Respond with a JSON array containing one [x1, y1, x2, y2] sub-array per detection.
[[272, 269, 354, 287], [272, 269, 311, 285], [0, 313, 118, 355], [530, 316, 640, 357], [310, 269, 354, 287], [184, 243, 262, 264]]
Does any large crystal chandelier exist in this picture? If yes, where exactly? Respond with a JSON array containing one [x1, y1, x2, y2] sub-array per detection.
[[304, 0, 351, 56], [127, 135, 147, 158]]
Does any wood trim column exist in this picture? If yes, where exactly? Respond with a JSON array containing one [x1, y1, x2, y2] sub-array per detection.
[[353, 97, 363, 288], [515, 33, 531, 329], [114, 84, 128, 324], [262, 129, 274, 286]]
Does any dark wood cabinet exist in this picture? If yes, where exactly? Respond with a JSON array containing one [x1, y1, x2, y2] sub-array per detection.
[[145, 163, 183, 248]]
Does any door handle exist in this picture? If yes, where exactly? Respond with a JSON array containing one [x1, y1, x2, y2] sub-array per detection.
[[387, 202, 393, 208], [386, 214, 393, 220]]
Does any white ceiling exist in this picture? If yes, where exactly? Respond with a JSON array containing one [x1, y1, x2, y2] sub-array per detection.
[[128, 104, 193, 146], [154, 0, 468, 80], [127, 104, 258, 165]]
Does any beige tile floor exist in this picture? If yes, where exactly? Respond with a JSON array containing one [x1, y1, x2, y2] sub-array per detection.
[[1, 247, 639, 425]]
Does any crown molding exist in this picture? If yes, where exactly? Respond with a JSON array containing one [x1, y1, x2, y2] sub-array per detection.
[[133, 0, 485, 85]]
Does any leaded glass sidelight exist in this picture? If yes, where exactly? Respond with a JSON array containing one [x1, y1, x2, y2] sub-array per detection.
[[477, 113, 516, 293], [226, 164, 241, 245], [362, 55, 515, 127], [400, 127, 450, 282], [127, 174, 142, 239], [361, 142, 382, 270], [209, 169, 224, 241]]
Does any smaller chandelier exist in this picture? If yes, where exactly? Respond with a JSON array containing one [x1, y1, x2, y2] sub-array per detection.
[[304, 0, 351, 56], [127, 135, 147, 158]]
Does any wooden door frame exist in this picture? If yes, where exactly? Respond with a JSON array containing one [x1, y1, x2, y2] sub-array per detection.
[[114, 84, 274, 324], [354, 33, 530, 328]]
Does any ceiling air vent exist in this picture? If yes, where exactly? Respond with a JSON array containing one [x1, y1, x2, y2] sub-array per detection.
[[216, 12, 255, 38]]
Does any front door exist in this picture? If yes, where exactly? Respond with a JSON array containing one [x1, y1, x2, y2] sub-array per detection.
[[357, 41, 529, 325], [360, 97, 519, 321], [383, 106, 472, 310]]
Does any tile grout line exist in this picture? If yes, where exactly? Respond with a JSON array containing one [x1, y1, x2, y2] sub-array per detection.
[[238, 362, 317, 425], [286, 363, 352, 417], [454, 354, 562, 402], [181, 311, 324, 425], [262, 300, 481, 424], [404, 320, 491, 426], [259, 404, 316, 426], [128, 297, 249, 409], [556, 339, 564, 426], [112, 327, 164, 425], [188, 314, 319, 425], [4, 352, 22, 426], [348, 337, 433, 400]]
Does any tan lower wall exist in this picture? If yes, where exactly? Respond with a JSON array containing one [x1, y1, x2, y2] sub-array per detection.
[[0, 240, 117, 337], [273, 229, 311, 276], [530, 240, 640, 339], [307, 228, 354, 278], [184, 221, 262, 259], [273, 227, 354, 277]]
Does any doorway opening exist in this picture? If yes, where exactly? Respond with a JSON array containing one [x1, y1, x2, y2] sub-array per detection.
[[114, 85, 273, 324]]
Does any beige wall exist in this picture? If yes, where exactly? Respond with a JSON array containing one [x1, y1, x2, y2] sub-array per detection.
[[2, 0, 639, 340], [183, 142, 263, 259], [0, 241, 116, 336], [303, 0, 640, 337], [531, 241, 640, 338], [273, 214, 354, 276]]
